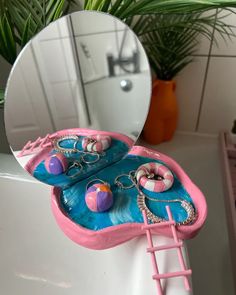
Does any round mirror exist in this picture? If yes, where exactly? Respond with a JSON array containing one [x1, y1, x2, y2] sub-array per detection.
[[4, 11, 151, 184]]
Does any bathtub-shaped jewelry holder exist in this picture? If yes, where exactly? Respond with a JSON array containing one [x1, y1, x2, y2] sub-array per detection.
[[25, 128, 207, 250]]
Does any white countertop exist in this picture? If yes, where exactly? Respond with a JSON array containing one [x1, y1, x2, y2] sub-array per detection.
[[0, 132, 234, 295]]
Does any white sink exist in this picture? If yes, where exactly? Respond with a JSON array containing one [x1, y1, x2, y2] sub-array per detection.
[[0, 154, 192, 295]]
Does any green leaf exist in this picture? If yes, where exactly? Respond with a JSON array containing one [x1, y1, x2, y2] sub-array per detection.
[[46, 0, 65, 25], [0, 88, 5, 106], [0, 14, 16, 65], [109, 0, 123, 14], [21, 14, 32, 47], [101, 0, 112, 12]]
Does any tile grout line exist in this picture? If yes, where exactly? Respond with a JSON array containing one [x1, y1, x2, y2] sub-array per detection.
[[68, 15, 91, 125], [40, 29, 126, 43], [195, 11, 218, 132], [192, 54, 236, 58]]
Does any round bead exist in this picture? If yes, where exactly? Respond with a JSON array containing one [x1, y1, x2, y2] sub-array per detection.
[[45, 153, 68, 175], [85, 183, 113, 212]]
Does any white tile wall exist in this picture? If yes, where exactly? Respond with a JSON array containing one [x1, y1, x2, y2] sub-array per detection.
[[195, 10, 215, 55], [71, 11, 116, 35], [176, 10, 236, 135], [31, 20, 81, 131], [198, 57, 236, 133], [196, 34, 211, 55], [0, 57, 12, 88], [36, 17, 71, 41], [114, 17, 127, 31], [76, 32, 118, 82], [176, 57, 208, 132], [211, 9, 236, 56]]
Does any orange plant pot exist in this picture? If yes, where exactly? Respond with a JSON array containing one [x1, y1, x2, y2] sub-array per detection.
[[142, 79, 178, 145]]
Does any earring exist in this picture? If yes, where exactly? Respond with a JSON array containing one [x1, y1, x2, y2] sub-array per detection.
[[114, 173, 135, 190], [45, 153, 68, 175], [80, 152, 100, 165], [53, 135, 80, 154], [136, 162, 174, 192], [85, 179, 113, 212], [66, 161, 83, 178], [82, 135, 111, 153]]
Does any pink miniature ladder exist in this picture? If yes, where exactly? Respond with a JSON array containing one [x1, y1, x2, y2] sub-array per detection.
[[142, 206, 192, 295], [17, 133, 56, 157]]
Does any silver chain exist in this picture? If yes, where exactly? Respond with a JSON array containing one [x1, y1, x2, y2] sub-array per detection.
[[115, 170, 196, 225]]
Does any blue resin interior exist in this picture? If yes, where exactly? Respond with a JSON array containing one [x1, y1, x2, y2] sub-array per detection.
[[31, 136, 195, 230], [33, 137, 129, 188], [59, 155, 194, 230]]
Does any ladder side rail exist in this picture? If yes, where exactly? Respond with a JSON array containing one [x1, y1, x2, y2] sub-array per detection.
[[142, 210, 164, 295], [166, 206, 191, 291]]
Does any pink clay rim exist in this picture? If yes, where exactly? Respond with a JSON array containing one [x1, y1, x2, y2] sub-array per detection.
[[51, 145, 207, 250], [25, 128, 134, 174]]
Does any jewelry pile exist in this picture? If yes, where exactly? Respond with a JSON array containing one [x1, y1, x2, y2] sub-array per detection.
[[45, 134, 112, 178], [113, 163, 196, 225]]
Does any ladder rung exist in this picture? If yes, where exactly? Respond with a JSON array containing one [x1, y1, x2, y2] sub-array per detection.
[[153, 270, 192, 280], [142, 220, 175, 230], [147, 242, 183, 252]]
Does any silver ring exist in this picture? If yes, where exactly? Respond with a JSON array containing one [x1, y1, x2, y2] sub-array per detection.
[[73, 140, 83, 152], [114, 173, 135, 190], [85, 178, 108, 191], [66, 161, 83, 178], [81, 152, 100, 164], [54, 135, 80, 154]]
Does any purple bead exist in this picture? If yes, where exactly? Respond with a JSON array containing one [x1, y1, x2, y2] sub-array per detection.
[[85, 183, 113, 212], [45, 153, 68, 175], [97, 191, 113, 212]]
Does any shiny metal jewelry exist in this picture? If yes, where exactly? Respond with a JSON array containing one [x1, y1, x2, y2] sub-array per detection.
[[80, 152, 100, 164], [73, 140, 84, 152], [54, 135, 80, 154], [73, 139, 103, 164], [137, 194, 196, 225], [115, 170, 196, 225], [114, 173, 135, 189], [66, 161, 83, 178]]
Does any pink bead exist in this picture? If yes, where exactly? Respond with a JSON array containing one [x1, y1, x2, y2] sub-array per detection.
[[85, 183, 113, 212], [45, 153, 68, 175]]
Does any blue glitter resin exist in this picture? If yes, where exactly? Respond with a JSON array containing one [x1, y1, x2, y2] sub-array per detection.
[[59, 155, 194, 230]]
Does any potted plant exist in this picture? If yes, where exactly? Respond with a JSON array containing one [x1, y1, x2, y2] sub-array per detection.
[[133, 12, 235, 144], [83, 1, 236, 144]]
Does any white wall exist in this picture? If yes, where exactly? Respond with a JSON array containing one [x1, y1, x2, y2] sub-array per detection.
[[0, 57, 12, 89], [176, 10, 236, 135]]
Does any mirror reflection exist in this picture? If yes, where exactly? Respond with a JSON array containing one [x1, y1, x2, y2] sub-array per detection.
[[4, 11, 151, 174]]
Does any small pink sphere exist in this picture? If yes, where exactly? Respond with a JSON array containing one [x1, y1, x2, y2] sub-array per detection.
[[85, 183, 113, 212], [45, 153, 68, 175]]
